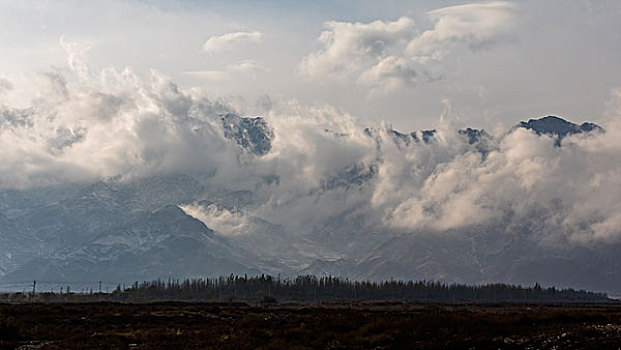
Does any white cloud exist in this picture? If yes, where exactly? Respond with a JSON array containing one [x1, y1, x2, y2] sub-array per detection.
[[357, 56, 420, 95], [183, 70, 229, 81], [227, 60, 269, 74], [59, 37, 91, 78], [202, 31, 262, 54], [299, 2, 518, 94], [406, 1, 518, 60], [180, 203, 250, 237], [299, 17, 416, 78], [298, 17, 417, 92], [184, 60, 269, 81]]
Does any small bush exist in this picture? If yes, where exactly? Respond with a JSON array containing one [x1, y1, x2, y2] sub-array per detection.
[[0, 310, 20, 340]]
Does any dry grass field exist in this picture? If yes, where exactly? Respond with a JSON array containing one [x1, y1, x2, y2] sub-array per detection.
[[1, 302, 621, 349]]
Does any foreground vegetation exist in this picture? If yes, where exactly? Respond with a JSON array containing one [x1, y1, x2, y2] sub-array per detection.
[[2, 302, 621, 349]]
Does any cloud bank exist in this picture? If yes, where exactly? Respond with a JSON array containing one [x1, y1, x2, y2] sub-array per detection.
[[1, 41, 621, 251]]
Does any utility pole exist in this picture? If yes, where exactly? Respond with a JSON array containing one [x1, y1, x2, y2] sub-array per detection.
[[31, 280, 36, 301]]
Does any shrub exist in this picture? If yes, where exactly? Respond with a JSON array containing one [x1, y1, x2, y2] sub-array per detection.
[[0, 309, 20, 340]]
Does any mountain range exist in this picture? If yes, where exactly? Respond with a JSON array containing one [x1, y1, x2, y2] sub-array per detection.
[[1, 114, 617, 293]]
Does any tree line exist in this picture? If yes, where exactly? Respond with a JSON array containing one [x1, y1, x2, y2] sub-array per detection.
[[0, 274, 610, 303], [115, 275, 610, 303]]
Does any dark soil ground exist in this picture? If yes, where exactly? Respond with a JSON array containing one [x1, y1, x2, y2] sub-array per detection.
[[1, 301, 621, 349]]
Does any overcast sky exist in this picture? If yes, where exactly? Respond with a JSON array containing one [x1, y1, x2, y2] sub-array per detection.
[[1, 0, 620, 130]]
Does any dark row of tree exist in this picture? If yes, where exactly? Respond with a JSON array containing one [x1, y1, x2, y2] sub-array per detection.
[[115, 275, 609, 303], [1, 275, 610, 303]]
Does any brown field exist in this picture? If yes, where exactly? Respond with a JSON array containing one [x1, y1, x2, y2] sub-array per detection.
[[1, 301, 621, 349]]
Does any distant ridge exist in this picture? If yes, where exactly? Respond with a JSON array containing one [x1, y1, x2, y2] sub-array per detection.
[[517, 115, 604, 145]]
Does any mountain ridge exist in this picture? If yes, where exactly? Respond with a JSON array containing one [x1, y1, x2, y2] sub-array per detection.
[[0, 114, 614, 293]]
